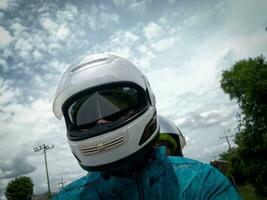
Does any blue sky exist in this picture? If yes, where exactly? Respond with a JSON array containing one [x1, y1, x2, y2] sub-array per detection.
[[0, 0, 267, 197]]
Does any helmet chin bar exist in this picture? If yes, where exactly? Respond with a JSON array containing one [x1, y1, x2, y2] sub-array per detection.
[[68, 106, 157, 168], [79, 130, 159, 176]]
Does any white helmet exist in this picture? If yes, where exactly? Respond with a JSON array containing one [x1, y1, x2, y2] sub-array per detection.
[[158, 115, 186, 156], [53, 53, 159, 172]]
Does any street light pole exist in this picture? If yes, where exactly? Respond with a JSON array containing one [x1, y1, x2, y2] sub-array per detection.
[[34, 144, 54, 198]]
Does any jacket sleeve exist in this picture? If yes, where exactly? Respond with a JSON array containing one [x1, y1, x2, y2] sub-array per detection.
[[198, 164, 242, 200]]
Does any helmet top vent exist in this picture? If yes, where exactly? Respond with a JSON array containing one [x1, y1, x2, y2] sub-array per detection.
[[71, 57, 108, 74]]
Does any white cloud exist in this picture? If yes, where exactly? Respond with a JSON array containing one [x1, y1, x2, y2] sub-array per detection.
[[40, 17, 58, 33], [182, 123, 237, 162], [151, 37, 177, 52], [39, 3, 119, 42], [2, 99, 52, 125], [108, 46, 132, 59], [128, 1, 147, 14], [0, 26, 13, 47], [229, 30, 267, 59], [48, 60, 68, 74], [184, 15, 198, 27], [14, 36, 33, 55], [0, 0, 10, 9], [147, 37, 229, 113], [168, 0, 175, 4], [9, 20, 26, 36], [32, 50, 43, 60], [92, 29, 143, 65], [113, 0, 151, 14], [226, 0, 267, 36], [137, 50, 156, 70], [0, 86, 63, 195], [175, 103, 238, 130], [97, 20, 182, 71], [110, 30, 140, 44], [0, 94, 83, 195], [56, 24, 70, 40], [144, 22, 164, 39], [56, 4, 78, 22], [0, 57, 7, 72], [0, 156, 36, 179], [83, 5, 120, 30], [0, 79, 20, 105], [223, 0, 267, 59]]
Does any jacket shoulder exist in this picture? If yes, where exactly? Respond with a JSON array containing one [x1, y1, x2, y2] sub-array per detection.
[[52, 172, 102, 200], [166, 156, 241, 199], [167, 155, 204, 165]]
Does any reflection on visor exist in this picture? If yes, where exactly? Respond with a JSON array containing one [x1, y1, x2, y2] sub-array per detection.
[[68, 86, 143, 127], [158, 115, 181, 135]]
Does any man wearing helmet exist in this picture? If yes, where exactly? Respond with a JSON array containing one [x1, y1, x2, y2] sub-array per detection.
[[52, 54, 241, 199]]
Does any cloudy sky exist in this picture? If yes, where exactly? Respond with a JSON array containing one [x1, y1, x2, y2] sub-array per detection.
[[0, 0, 266, 197]]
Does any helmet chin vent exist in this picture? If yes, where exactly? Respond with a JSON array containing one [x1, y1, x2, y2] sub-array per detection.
[[79, 133, 127, 155]]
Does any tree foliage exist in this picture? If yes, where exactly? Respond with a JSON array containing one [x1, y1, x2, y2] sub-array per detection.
[[5, 176, 34, 200], [220, 55, 267, 196], [219, 148, 247, 185]]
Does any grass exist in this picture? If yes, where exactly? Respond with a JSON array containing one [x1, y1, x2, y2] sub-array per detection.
[[238, 185, 267, 200]]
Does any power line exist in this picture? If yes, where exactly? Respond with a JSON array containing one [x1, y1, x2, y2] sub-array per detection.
[[34, 144, 54, 199], [220, 129, 234, 152]]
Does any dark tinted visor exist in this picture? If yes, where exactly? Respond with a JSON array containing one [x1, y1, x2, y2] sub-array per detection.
[[66, 85, 148, 133]]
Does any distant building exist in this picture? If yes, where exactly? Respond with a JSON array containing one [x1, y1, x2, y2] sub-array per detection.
[[210, 160, 230, 175]]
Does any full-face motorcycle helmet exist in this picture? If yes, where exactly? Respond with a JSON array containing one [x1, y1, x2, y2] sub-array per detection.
[[53, 54, 159, 172], [157, 115, 186, 156]]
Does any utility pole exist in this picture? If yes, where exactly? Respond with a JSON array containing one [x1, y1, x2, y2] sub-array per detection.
[[58, 175, 67, 190], [220, 129, 234, 152], [34, 144, 54, 199]]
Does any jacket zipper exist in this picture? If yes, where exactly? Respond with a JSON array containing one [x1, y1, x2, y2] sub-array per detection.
[[136, 174, 144, 200]]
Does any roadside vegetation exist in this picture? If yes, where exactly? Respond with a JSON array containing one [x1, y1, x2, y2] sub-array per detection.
[[219, 55, 267, 198]]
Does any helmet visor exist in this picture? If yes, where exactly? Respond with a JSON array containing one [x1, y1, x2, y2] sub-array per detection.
[[64, 84, 148, 139], [158, 115, 181, 135]]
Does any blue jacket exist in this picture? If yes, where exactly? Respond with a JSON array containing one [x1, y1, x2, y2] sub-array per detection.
[[53, 148, 241, 200]]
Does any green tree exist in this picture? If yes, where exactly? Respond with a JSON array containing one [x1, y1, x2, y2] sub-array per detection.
[[220, 55, 267, 196], [219, 148, 246, 185], [5, 176, 34, 200]]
